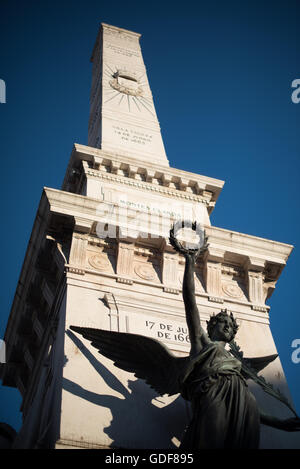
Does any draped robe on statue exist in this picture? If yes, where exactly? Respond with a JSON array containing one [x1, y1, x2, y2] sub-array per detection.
[[180, 342, 261, 449]]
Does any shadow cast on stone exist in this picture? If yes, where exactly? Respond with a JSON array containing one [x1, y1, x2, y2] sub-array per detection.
[[65, 330, 187, 448]]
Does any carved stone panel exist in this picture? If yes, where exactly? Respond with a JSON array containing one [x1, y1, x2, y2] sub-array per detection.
[[69, 234, 88, 274], [204, 262, 222, 298], [116, 241, 135, 279], [133, 246, 161, 283], [162, 253, 178, 288], [247, 271, 264, 305], [221, 265, 247, 301], [133, 262, 159, 282]]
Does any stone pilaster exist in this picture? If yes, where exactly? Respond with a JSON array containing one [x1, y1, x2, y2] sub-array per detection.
[[116, 241, 135, 284], [203, 248, 225, 303], [244, 257, 266, 307], [68, 217, 93, 275], [247, 271, 264, 304], [162, 252, 179, 294]]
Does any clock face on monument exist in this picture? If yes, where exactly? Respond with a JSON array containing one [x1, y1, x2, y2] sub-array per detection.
[[103, 65, 155, 116]]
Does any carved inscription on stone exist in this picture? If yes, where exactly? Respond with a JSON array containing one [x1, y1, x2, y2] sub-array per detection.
[[106, 43, 139, 57], [144, 319, 190, 345], [126, 313, 191, 352], [113, 125, 153, 145]]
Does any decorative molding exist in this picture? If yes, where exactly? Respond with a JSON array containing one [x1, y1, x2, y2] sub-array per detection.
[[247, 271, 264, 305], [204, 248, 225, 263], [251, 305, 268, 313], [66, 266, 85, 275], [85, 168, 212, 205], [116, 241, 135, 278], [264, 263, 283, 281], [69, 233, 89, 274], [163, 287, 180, 295], [116, 277, 133, 285], [245, 256, 266, 272], [204, 262, 222, 298], [208, 296, 224, 304], [222, 265, 243, 277], [162, 252, 178, 288], [73, 216, 93, 234], [134, 246, 159, 258]]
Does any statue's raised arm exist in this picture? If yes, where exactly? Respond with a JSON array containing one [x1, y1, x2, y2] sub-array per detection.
[[169, 221, 210, 356]]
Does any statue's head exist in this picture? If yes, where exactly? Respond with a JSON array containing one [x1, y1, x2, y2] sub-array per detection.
[[206, 309, 238, 343]]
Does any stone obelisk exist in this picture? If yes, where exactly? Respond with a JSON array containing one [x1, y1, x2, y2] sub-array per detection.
[[1, 23, 299, 449], [88, 23, 168, 166]]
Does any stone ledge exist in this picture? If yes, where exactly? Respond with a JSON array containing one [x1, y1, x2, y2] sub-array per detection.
[[62, 143, 224, 208]]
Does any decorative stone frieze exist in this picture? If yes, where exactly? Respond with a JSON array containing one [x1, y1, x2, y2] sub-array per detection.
[[116, 277, 133, 285], [62, 144, 224, 216], [163, 287, 180, 295], [208, 296, 224, 304], [74, 216, 93, 234]]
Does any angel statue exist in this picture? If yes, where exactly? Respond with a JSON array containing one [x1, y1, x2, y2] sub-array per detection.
[[71, 221, 300, 449]]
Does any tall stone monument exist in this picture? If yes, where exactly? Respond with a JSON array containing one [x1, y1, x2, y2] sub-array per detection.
[[1, 23, 299, 449]]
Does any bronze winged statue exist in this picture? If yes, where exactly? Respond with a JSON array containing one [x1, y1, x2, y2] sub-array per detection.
[[71, 221, 300, 449]]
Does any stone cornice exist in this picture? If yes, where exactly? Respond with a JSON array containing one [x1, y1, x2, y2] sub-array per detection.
[[205, 225, 293, 266], [62, 144, 224, 210], [83, 163, 214, 206]]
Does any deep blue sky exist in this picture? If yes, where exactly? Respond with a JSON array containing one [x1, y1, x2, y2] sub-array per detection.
[[0, 0, 299, 433]]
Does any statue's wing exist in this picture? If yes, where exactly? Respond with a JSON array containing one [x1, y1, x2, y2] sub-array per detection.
[[243, 354, 278, 374], [229, 341, 278, 378], [70, 326, 189, 396], [229, 340, 297, 417]]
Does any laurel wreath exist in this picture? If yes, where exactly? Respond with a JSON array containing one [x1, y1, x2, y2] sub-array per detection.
[[169, 220, 208, 257]]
